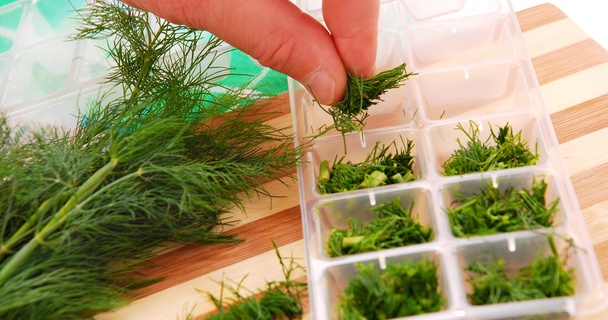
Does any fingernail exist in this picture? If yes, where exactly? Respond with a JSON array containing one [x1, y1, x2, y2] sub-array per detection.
[[303, 69, 335, 105]]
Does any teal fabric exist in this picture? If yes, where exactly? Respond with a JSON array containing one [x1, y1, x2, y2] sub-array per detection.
[[0, 4, 23, 54], [0, 0, 289, 111], [222, 49, 289, 97]]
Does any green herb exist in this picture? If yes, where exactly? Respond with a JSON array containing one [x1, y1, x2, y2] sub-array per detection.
[[337, 259, 444, 319], [466, 235, 576, 305], [0, 1, 301, 318], [317, 137, 416, 194], [313, 63, 415, 137], [442, 122, 539, 176], [328, 198, 433, 257], [447, 177, 559, 237], [200, 242, 307, 320]]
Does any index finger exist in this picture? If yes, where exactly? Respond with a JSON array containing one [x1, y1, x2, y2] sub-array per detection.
[[322, 0, 380, 78], [119, 0, 349, 105]]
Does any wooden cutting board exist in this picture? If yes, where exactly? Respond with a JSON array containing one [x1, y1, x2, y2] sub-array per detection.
[[95, 4, 608, 319]]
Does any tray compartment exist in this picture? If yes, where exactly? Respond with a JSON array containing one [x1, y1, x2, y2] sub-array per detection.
[[314, 186, 437, 259], [416, 62, 532, 120]]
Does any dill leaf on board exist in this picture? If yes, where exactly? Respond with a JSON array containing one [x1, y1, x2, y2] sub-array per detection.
[[199, 242, 307, 320]]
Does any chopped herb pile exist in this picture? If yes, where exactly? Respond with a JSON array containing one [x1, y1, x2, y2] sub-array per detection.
[[328, 198, 433, 257], [317, 138, 416, 194], [447, 178, 559, 237], [337, 259, 444, 319], [202, 243, 307, 320], [466, 235, 575, 305], [442, 122, 539, 176], [314, 63, 415, 137]]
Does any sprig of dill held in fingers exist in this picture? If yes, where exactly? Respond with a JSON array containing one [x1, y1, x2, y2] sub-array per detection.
[[314, 63, 415, 137], [466, 235, 576, 305], [0, 0, 301, 318], [447, 177, 559, 237], [337, 259, 445, 319], [328, 198, 433, 257], [317, 137, 416, 194], [442, 122, 539, 176]]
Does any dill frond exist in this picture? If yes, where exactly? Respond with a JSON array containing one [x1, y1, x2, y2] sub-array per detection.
[[312, 63, 415, 138]]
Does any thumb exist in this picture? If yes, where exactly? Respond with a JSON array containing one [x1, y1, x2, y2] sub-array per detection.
[[120, 0, 347, 105]]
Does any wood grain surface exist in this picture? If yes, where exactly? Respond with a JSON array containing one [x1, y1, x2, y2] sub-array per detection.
[[95, 4, 608, 319]]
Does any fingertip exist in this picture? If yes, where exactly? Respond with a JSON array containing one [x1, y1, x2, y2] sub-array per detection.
[[302, 68, 346, 106]]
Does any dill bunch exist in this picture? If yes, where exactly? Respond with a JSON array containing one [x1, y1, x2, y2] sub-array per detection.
[[201, 243, 307, 320], [337, 259, 444, 319], [0, 1, 301, 318], [314, 63, 415, 137], [447, 178, 559, 237], [466, 235, 576, 305], [328, 198, 433, 257], [317, 137, 416, 194], [442, 122, 539, 176]]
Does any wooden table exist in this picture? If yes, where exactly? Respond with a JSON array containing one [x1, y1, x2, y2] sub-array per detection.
[[95, 4, 608, 319]]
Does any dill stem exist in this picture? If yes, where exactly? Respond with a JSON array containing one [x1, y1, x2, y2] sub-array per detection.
[[342, 236, 364, 248], [0, 158, 118, 286], [131, 22, 166, 102], [0, 197, 54, 258]]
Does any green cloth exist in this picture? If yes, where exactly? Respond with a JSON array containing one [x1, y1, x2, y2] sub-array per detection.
[[222, 49, 288, 97], [0, 3, 23, 54]]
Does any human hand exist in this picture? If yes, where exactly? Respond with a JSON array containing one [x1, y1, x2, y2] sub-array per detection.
[[119, 0, 380, 105]]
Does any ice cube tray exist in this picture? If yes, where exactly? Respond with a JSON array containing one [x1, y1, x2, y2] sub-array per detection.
[[288, 0, 607, 319]]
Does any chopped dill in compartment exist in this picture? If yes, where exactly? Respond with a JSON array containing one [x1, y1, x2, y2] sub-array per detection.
[[336, 259, 445, 319], [327, 198, 433, 257], [446, 177, 559, 237], [317, 137, 416, 194], [466, 235, 576, 305], [442, 122, 539, 176]]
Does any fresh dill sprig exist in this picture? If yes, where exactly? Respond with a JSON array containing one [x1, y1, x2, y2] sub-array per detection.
[[328, 198, 433, 257], [466, 235, 576, 305], [447, 177, 559, 237], [442, 122, 539, 176], [337, 259, 444, 319], [313, 63, 415, 137], [202, 242, 307, 320], [0, 1, 301, 318], [317, 137, 416, 194]]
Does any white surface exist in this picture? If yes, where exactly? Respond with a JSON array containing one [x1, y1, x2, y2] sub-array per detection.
[[510, 0, 608, 50]]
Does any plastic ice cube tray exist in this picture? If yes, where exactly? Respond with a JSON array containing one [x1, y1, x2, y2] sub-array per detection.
[[288, 0, 607, 319]]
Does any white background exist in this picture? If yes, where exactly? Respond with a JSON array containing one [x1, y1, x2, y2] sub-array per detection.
[[510, 0, 608, 50]]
